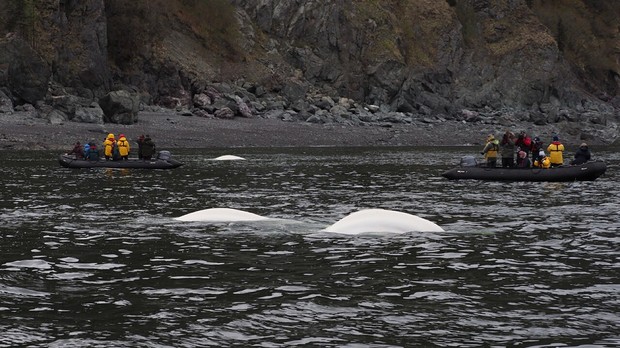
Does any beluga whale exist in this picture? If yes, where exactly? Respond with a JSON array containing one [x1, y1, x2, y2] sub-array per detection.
[[212, 155, 246, 161], [324, 209, 444, 234], [174, 208, 269, 222]]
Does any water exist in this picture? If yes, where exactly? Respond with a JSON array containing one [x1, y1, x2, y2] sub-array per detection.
[[0, 147, 618, 347]]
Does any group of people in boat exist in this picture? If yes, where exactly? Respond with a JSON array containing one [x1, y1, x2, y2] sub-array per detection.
[[67, 133, 156, 161], [481, 130, 591, 168]]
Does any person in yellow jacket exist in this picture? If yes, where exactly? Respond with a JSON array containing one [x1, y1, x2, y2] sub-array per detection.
[[546, 135, 565, 167], [116, 134, 131, 160], [533, 151, 551, 168], [103, 133, 116, 161], [481, 134, 499, 167]]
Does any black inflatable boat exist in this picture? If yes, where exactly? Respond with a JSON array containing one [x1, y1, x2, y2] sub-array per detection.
[[59, 151, 183, 169], [442, 156, 606, 182]]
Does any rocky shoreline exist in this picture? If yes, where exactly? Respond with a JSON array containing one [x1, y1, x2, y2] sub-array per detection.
[[0, 109, 614, 151]]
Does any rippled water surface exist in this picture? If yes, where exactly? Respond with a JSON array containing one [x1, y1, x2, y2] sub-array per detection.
[[0, 147, 619, 347]]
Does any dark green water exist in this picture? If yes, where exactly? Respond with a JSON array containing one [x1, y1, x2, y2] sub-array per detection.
[[0, 147, 618, 347]]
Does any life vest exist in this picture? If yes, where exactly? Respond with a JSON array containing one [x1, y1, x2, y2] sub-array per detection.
[[117, 137, 130, 156], [534, 156, 551, 168], [484, 140, 499, 159], [104, 138, 115, 157], [547, 142, 564, 165]]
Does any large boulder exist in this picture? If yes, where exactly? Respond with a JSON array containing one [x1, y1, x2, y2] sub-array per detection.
[[99, 90, 140, 124], [5, 38, 51, 105], [0, 89, 13, 113], [74, 103, 105, 124]]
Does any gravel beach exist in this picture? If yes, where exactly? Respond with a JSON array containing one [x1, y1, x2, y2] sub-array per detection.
[[0, 111, 605, 151]]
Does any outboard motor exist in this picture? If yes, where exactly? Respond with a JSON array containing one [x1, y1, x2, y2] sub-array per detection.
[[460, 155, 478, 167], [157, 150, 171, 161]]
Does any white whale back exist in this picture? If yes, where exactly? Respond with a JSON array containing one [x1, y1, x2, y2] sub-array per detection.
[[324, 209, 444, 234], [212, 155, 246, 161], [174, 208, 268, 222]]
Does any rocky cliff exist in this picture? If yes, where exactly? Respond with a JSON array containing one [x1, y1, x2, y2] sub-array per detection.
[[0, 0, 618, 142]]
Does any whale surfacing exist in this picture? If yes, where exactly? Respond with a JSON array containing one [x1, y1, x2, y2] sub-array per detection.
[[324, 209, 444, 234], [212, 155, 246, 161], [174, 208, 269, 222]]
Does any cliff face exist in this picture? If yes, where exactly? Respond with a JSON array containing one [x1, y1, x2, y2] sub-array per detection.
[[232, 0, 618, 115], [0, 0, 618, 127]]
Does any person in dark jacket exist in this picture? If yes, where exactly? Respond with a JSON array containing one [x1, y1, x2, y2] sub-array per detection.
[[85, 143, 100, 161], [136, 134, 145, 159], [530, 136, 544, 164], [500, 130, 516, 168], [68, 141, 84, 159], [516, 150, 531, 168], [570, 143, 591, 165], [141, 135, 156, 160]]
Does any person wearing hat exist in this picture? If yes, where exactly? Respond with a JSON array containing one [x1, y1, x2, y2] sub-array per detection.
[[533, 150, 551, 168], [570, 143, 591, 165], [117, 134, 131, 160], [516, 150, 532, 168], [141, 135, 156, 161], [85, 141, 100, 161], [67, 141, 84, 159], [514, 131, 532, 155], [530, 136, 544, 164], [481, 134, 500, 167], [103, 133, 116, 161], [546, 135, 565, 167]]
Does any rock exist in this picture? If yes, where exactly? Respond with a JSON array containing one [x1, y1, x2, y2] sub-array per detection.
[[367, 104, 380, 113], [0, 89, 13, 113], [305, 114, 323, 124], [14, 103, 38, 118], [233, 95, 253, 118], [47, 109, 68, 125], [193, 93, 212, 109], [74, 103, 105, 124], [329, 105, 348, 118], [192, 109, 213, 118], [281, 81, 307, 102], [99, 90, 140, 124], [315, 96, 335, 110], [214, 107, 235, 119], [6, 38, 51, 105]]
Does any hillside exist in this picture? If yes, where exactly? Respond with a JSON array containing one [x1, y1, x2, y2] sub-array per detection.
[[0, 0, 618, 144]]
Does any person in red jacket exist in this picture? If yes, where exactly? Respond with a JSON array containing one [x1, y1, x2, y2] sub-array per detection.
[[514, 131, 532, 155]]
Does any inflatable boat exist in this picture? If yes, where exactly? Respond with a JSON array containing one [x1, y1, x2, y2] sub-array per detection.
[[442, 156, 606, 182], [58, 151, 183, 169]]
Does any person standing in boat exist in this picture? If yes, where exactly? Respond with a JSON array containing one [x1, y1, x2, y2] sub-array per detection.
[[136, 134, 145, 159], [570, 143, 591, 165], [499, 130, 516, 168], [103, 133, 116, 161], [481, 134, 499, 167], [514, 131, 532, 156], [530, 136, 544, 164], [547, 135, 565, 167], [141, 135, 156, 160], [117, 134, 131, 161]]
